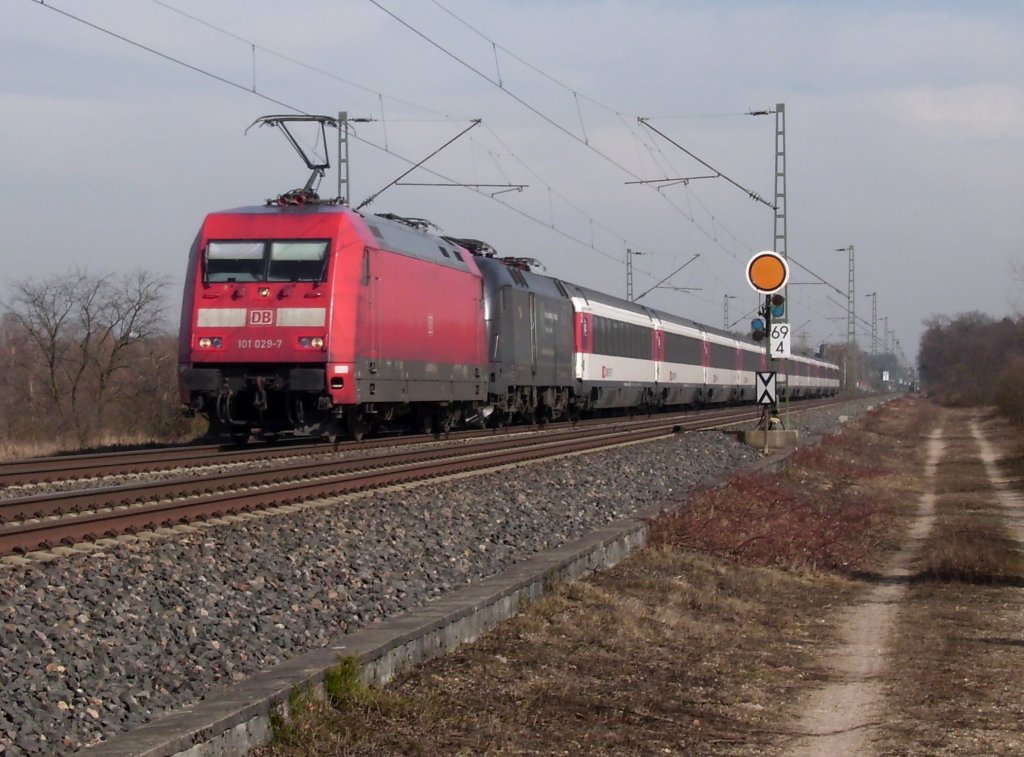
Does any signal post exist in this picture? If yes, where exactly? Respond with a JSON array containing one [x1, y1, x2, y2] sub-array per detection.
[[740, 251, 799, 450]]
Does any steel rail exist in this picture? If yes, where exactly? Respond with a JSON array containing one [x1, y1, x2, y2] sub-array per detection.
[[0, 421, 656, 523], [0, 403, 753, 486], [0, 424, 676, 556], [0, 400, 785, 526]]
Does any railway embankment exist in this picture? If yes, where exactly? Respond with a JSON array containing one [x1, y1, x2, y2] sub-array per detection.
[[0, 398, 882, 755]]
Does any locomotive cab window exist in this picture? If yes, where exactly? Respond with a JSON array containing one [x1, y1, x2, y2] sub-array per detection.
[[205, 241, 265, 282], [268, 241, 329, 282], [204, 240, 329, 283]]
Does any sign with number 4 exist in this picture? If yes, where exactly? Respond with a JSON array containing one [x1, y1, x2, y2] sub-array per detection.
[[770, 322, 791, 358]]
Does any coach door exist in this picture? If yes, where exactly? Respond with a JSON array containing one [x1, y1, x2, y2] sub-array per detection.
[[529, 292, 538, 376], [365, 247, 381, 364]]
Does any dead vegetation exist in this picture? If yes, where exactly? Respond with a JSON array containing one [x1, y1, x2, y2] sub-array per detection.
[[651, 398, 929, 577], [252, 398, 1024, 756]]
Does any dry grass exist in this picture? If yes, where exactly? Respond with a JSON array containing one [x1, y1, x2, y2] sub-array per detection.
[[650, 470, 892, 574], [651, 397, 929, 577], [0, 427, 205, 462], [915, 510, 1024, 586]]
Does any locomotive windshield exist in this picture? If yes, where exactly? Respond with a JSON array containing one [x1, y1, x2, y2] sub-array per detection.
[[205, 240, 329, 283]]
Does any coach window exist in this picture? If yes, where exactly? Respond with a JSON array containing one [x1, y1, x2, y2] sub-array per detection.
[[712, 343, 732, 369], [205, 241, 265, 283], [268, 240, 330, 282], [637, 325, 652, 359]]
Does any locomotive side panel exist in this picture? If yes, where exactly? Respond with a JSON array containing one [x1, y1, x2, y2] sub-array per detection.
[[533, 292, 574, 388], [352, 244, 486, 404], [178, 232, 202, 405]]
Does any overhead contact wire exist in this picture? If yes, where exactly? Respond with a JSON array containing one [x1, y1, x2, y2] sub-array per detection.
[[30, 0, 302, 114]]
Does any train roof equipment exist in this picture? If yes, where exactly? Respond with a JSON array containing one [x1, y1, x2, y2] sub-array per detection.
[[442, 237, 499, 258], [246, 114, 340, 207]]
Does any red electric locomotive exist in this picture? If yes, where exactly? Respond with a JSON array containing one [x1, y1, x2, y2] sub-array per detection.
[[178, 203, 489, 441]]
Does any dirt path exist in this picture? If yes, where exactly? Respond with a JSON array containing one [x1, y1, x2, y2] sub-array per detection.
[[783, 426, 946, 756]]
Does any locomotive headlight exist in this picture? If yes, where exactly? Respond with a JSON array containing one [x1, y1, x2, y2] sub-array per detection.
[[212, 337, 223, 348], [299, 337, 311, 348], [259, 287, 270, 297], [311, 337, 324, 349], [198, 337, 212, 348]]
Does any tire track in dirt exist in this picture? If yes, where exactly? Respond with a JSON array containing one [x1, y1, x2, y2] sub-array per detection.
[[783, 425, 945, 757], [970, 419, 1024, 546]]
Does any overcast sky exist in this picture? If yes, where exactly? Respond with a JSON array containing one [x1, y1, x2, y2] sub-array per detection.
[[4, 0, 1023, 363]]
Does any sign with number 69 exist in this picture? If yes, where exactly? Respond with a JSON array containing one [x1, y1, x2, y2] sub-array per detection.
[[770, 322, 791, 358]]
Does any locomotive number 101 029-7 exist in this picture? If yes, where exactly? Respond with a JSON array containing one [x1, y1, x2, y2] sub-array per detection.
[[237, 339, 283, 349]]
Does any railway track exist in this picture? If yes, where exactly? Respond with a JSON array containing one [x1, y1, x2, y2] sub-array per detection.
[[0, 398, 837, 488], [0, 398, 845, 558]]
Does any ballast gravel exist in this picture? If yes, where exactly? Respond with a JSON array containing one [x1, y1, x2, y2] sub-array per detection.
[[0, 398, 884, 755]]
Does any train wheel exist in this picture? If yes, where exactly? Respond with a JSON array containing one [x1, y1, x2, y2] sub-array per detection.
[[437, 409, 455, 438], [230, 430, 251, 446], [346, 412, 369, 442]]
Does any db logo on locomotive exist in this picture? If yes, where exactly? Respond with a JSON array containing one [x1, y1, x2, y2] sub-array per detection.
[[249, 310, 274, 326]]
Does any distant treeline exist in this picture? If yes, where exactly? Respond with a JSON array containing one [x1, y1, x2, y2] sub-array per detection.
[[0, 269, 197, 456], [919, 312, 1024, 423]]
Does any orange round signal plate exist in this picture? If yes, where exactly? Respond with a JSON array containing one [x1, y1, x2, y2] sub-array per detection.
[[746, 251, 789, 294]]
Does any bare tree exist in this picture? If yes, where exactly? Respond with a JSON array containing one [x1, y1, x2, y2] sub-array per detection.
[[920, 311, 1024, 412], [6, 272, 88, 436], [3, 268, 169, 445], [87, 270, 169, 431], [1008, 252, 1024, 316]]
